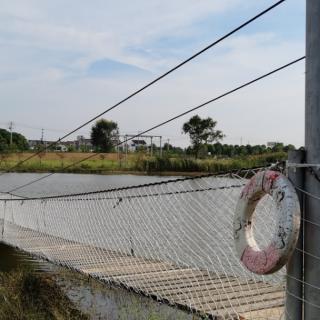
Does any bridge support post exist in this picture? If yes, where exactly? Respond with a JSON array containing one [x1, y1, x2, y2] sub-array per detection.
[[304, 1, 320, 318]]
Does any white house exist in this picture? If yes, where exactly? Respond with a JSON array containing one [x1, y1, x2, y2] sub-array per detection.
[[127, 139, 147, 152], [55, 144, 68, 152]]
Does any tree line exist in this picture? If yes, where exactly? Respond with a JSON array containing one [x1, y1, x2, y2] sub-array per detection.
[[185, 142, 294, 158], [0, 115, 296, 158], [181, 115, 294, 158]]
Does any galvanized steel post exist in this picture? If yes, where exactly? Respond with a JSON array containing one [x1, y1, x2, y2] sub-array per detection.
[[305, 1, 320, 318], [286, 150, 304, 320]]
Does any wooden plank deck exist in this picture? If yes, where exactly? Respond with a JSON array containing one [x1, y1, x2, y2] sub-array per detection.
[[1, 222, 285, 319]]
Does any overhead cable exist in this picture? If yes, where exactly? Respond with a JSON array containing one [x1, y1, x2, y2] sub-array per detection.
[[0, 0, 286, 175]]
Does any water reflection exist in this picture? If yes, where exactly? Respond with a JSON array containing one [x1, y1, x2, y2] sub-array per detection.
[[0, 242, 42, 272], [0, 243, 195, 319]]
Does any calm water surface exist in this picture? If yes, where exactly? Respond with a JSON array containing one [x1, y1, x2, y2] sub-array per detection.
[[1, 173, 181, 198]]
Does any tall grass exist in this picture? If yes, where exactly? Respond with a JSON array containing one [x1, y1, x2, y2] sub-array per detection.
[[0, 152, 287, 174], [135, 152, 287, 173]]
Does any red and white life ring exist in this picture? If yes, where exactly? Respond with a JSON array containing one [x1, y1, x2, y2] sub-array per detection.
[[233, 170, 300, 275]]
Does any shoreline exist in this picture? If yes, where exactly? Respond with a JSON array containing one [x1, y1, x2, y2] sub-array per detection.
[[0, 168, 205, 177], [0, 151, 287, 177]]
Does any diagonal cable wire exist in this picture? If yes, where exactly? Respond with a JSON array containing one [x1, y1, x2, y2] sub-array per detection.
[[0, 168, 261, 201], [0, 0, 286, 176], [6, 56, 305, 194]]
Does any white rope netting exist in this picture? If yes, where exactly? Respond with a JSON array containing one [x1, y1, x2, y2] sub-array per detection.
[[0, 170, 286, 319]]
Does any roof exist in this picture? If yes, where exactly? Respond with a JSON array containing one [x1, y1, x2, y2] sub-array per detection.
[[131, 140, 147, 145]]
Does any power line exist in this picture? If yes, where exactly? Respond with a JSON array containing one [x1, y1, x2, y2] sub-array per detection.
[[0, 121, 89, 136], [6, 56, 305, 194], [0, 0, 286, 176], [15, 122, 89, 136]]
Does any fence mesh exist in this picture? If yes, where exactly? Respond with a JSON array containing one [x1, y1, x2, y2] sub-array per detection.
[[0, 169, 286, 319]]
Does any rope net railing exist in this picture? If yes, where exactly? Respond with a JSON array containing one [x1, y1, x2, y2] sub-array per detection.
[[0, 169, 286, 319]]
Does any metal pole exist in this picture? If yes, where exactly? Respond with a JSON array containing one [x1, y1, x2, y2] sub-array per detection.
[[159, 136, 162, 158], [286, 150, 305, 320], [8, 122, 13, 147], [150, 136, 153, 157], [305, 1, 320, 318], [125, 135, 128, 166]]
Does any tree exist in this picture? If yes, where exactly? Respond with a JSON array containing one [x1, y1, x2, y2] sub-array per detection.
[[90, 119, 119, 152], [272, 143, 284, 153], [283, 144, 295, 152], [0, 136, 8, 152], [0, 128, 28, 152], [182, 115, 224, 158]]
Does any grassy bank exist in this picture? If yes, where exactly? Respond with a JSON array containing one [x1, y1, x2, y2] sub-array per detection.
[[137, 152, 287, 173], [0, 268, 196, 320], [0, 269, 89, 319], [0, 240, 200, 320], [0, 151, 287, 175]]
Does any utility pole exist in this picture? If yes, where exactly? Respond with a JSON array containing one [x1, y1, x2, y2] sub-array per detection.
[[159, 136, 162, 158], [167, 139, 170, 153], [41, 128, 47, 152], [125, 135, 128, 166], [8, 121, 14, 147], [150, 136, 153, 157], [304, 1, 320, 318], [116, 134, 120, 161]]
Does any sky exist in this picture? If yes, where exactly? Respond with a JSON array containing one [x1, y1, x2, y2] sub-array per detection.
[[0, 0, 305, 148]]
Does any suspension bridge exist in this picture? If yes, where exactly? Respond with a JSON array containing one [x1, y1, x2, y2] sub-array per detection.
[[0, 169, 286, 319], [1, 1, 320, 319]]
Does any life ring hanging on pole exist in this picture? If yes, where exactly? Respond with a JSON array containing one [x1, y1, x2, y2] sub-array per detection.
[[233, 170, 301, 275]]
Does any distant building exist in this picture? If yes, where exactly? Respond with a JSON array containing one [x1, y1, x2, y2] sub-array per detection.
[[28, 139, 53, 150], [267, 142, 282, 148], [28, 139, 42, 150], [61, 141, 76, 148], [128, 139, 147, 152], [55, 144, 68, 152], [28, 139, 76, 151], [28, 135, 125, 152], [76, 136, 93, 151]]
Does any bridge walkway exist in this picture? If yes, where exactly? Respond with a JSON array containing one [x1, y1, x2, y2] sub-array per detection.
[[2, 222, 284, 320]]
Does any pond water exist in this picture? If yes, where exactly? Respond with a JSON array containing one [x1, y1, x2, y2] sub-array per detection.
[[0, 242, 43, 272], [1, 172, 180, 198]]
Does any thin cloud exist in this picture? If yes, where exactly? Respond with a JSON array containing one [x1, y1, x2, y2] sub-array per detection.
[[0, 0, 305, 148]]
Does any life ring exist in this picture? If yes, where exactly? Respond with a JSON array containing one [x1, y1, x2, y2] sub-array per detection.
[[233, 170, 300, 275]]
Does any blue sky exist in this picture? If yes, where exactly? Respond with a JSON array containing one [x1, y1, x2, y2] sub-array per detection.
[[0, 0, 305, 147]]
